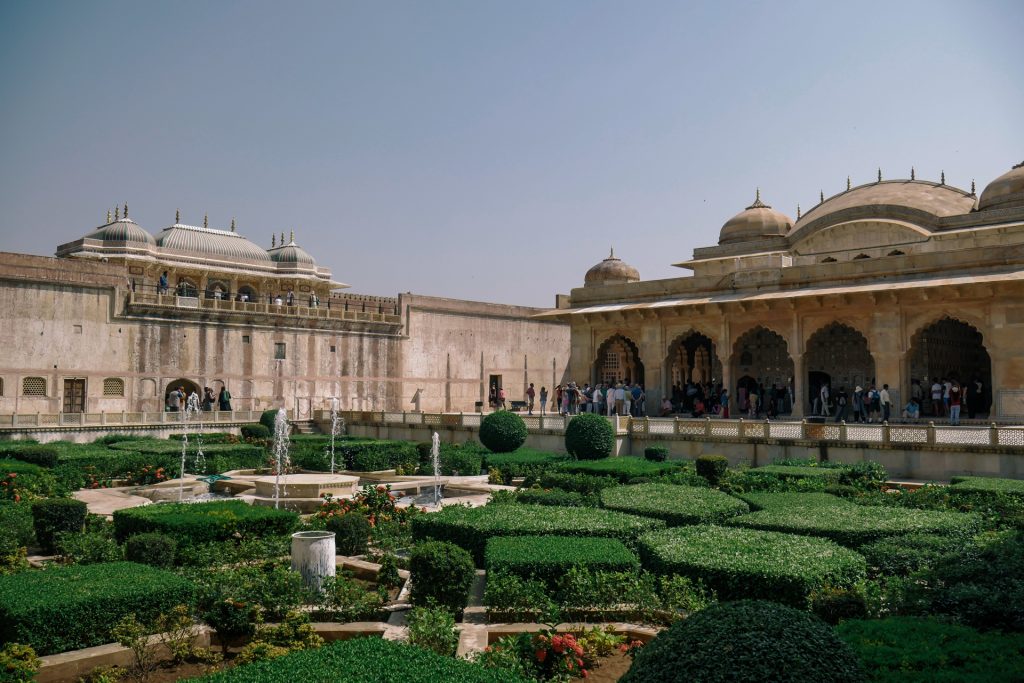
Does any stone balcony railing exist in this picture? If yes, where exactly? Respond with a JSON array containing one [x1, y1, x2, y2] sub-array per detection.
[[320, 410, 1024, 451], [125, 291, 402, 326], [0, 409, 289, 431]]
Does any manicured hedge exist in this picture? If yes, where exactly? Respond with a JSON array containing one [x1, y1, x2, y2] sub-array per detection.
[[113, 500, 297, 545], [195, 636, 527, 683], [482, 449, 570, 485], [949, 475, 1024, 497], [538, 471, 620, 496], [0, 561, 195, 655], [290, 438, 418, 473], [516, 488, 590, 507], [479, 411, 528, 453], [621, 600, 865, 683], [638, 525, 866, 607], [752, 464, 844, 481], [110, 439, 267, 474], [729, 492, 981, 547], [600, 483, 749, 526], [0, 443, 59, 468], [0, 501, 34, 558], [564, 412, 615, 459], [485, 535, 639, 587], [557, 457, 681, 482], [412, 504, 665, 565], [837, 616, 1024, 683]]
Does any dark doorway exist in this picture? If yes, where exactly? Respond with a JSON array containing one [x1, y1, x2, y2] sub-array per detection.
[[736, 375, 758, 413], [488, 375, 503, 409], [63, 378, 86, 413], [808, 371, 831, 415]]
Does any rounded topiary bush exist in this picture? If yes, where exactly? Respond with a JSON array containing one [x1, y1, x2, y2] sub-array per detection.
[[621, 600, 865, 683], [410, 541, 476, 612], [644, 446, 669, 462], [124, 532, 177, 568], [326, 513, 372, 556], [695, 454, 729, 484], [240, 423, 271, 440], [31, 498, 87, 553], [259, 409, 279, 432], [564, 412, 614, 460], [479, 411, 527, 454]]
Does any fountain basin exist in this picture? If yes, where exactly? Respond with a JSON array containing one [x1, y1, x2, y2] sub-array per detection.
[[251, 473, 359, 512]]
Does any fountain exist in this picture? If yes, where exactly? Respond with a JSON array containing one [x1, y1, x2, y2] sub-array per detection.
[[272, 408, 291, 508], [431, 431, 442, 507], [326, 397, 344, 474], [177, 392, 207, 502]]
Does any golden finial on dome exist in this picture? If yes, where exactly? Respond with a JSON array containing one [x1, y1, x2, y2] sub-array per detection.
[[877, 168, 882, 183], [846, 176, 851, 191], [175, 208, 180, 223], [115, 205, 120, 220], [971, 179, 976, 195], [290, 230, 294, 243], [231, 218, 236, 232], [746, 187, 769, 209], [123, 202, 128, 218], [272, 234, 276, 247], [204, 214, 208, 228], [911, 166, 915, 180], [280, 232, 285, 245], [107, 209, 112, 223], [940, 171, 945, 185]]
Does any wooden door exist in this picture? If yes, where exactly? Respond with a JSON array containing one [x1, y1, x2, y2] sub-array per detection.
[[63, 378, 86, 413]]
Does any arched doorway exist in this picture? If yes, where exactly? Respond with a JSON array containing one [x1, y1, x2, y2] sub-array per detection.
[[237, 285, 258, 303], [665, 332, 721, 410], [806, 322, 875, 413], [164, 378, 201, 410], [593, 335, 645, 387], [909, 317, 992, 418], [733, 326, 794, 415], [175, 277, 198, 297]]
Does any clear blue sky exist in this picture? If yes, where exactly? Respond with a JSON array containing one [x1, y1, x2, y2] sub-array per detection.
[[1, 0, 1021, 306]]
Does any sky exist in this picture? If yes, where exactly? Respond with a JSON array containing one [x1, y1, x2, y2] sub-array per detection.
[[0, 0, 1021, 307]]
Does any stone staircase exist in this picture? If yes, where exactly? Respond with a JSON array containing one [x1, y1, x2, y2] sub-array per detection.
[[290, 420, 322, 435]]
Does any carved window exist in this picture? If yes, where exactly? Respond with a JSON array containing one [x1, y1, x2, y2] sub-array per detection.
[[274, 342, 287, 360], [0, 378, 4, 396], [103, 378, 125, 396], [22, 376, 47, 396]]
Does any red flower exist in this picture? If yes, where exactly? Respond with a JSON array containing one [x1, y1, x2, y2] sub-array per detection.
[[535, 649, 547, 663]]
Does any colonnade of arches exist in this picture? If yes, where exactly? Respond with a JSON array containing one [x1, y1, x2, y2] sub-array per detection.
[[589, 317, 992, 418]]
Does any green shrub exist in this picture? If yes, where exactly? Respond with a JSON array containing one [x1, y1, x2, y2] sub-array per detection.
[[113, 500, 297, 545], [424, 443, 483, 476], [809, 585, 869, 625], [31, 498, 87, 553], [600, 483, 749, 526], [55, 530, 122, 565], [564, 412, 614, 460], [753, 464, 844, 481], [203, 597, 260, 655], [240, 424, 271, 440], [729, 492, 981, 547], [0, 642, 40, 683], [485, 535, 638, 588], [558, 457, 680, 482], [0, 561, 195, 655], [837, 616, 1024, 682], [538, 471, 619, 496], [410, 541, 476, 612], [516, 489, 590, 507], [293, 438, 418, 472], [125, 532, 178, 568], [109, 440, 267, 474], [260, 409, 280, 431], [481, 449, 569, 485], [949, 475, 1024, 497], [0, 502, 34, 564], [621, 600, 864, 683], [695, 454, 728, 484], [413, 503, 664, 565], [643, 446, 669, 462], [0, 444, 59, 468], [0, 459, 63, 499], [479, 411, 528, 453], [194, 636, 527, 682], [859, 532, 958, 576], [326, 513, 371, 556], [638, 525, 866, 607], [483, 572, 554, 622], [92, 433, 147, 445], [407, 605, 459, 657], [838, 461, 888, 488]]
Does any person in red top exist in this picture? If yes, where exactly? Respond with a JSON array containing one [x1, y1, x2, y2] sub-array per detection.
[[949, 382, 962, 426], [526, 383, 536, 415]]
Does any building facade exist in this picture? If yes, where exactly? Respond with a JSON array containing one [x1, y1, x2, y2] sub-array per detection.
[[546, 162, 1024, 419], [0, 209, 569, 416]]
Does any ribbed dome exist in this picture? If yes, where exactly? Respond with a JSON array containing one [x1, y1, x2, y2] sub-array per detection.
[[155, 223, 271, 262], [584, 248, 640, 286], [794, 179, 976, 232], [979, 162, 1024, 211], [269, 237, 316, 265], [718, 191, 793, 245], [84, 217, 156, 245]]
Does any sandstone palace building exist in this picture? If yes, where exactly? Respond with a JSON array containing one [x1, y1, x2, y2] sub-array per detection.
[[2, 161, 1023, 420], [547, 162, 1024, 419]]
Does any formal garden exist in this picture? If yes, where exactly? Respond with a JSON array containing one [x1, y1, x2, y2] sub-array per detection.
[[1, 408, 1023, 681]]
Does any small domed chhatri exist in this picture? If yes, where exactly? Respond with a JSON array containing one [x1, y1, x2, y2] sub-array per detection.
[[268, 230, 317, 266], [979, 162, 1024, 211], [584, 248, 640, 286], [83, 204, 156, 246], [718, 189, 793, 245]]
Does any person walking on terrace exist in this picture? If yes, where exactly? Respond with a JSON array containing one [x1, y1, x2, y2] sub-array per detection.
[[526, 383, 536, 415], [218, 385, 232, 411]]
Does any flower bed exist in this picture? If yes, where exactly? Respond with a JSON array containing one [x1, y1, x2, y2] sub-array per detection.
[[485, 536, 639, 587], [638, 525, 866, 607], [0, 561, 195, 655], [557, 457, 681, 482], [600, 484, 749, 526], [728, 492, 980, 546], [194, 636, 528, 682], [113, 500, 298, 545], [412, 504, 665, 565], [949, 475, 1024, 497]]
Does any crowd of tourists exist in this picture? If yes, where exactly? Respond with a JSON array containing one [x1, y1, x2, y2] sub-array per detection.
[[165, 385, 233, 412]]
